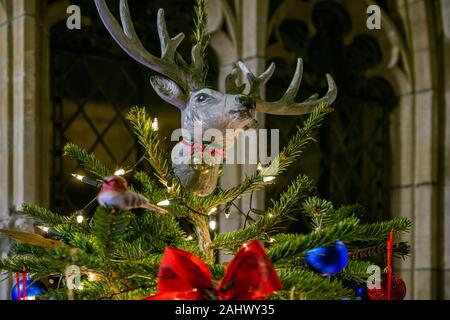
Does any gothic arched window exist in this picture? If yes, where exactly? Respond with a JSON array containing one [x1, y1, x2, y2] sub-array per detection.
[[265, 1, 397, 222]]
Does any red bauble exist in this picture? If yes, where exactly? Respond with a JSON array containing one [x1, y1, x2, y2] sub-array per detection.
[[367, 273, 406, 300]]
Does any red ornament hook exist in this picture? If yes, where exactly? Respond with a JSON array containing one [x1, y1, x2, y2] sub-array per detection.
[[387, 228, 394, 301], [15, 264, 27, 300]]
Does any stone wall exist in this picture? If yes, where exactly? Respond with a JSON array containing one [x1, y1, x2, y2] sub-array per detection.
[[0, 0, 63, 300]]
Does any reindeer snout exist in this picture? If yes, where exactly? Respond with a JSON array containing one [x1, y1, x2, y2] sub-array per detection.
[[235, 95, 255, 109]]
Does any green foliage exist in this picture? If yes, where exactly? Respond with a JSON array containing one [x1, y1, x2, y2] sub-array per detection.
[[0, 102, 411, 300], [276, 268, 352, 300], [269, 217, 360, 264], [127, 107, 172, 185], [93, 207, 132, 258], [63, 143, 111, 178], [193, 0, 209, 83], [212, 175, 314, 252], [22, 203, 70, 225]]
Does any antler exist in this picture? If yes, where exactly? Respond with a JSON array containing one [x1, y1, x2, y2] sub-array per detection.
[[235, 58, 337, 115], [94, 0, 205, 107]]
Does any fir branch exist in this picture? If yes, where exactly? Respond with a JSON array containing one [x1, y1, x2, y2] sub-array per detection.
[[93, 207, 132, 258], [354, 217, 411, 243], [63, 143, 111, 178], [126, 107, 172, 185], [10, 243, 48, 256], [277, 268, 352, 300], [348, 242, 410, 260], [0, 256, 66, 278], [134, 171, 167, 203], [193, 0, 209, 83], [22, 203, 69, 226], [212, 175, 314, 251], [208, 263, 226, 281], [125, 210, 186, 250], [338, 260, 374, 283], [334, 204, 366, 221], [268, 217, 359, 263], [303, 197, 334, 231]]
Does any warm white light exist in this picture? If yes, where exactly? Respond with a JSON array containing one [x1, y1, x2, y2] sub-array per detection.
[[26, 296, 36, 300], [209, 220, 216, 230], [87, 273, 96, 282], [257, 163, 263, 172], [225, 212, 231, 219], [114, 169, 125, 176], [157, 198, 181, 206], [157, 199, 171, 206], [186, 235, 194, 241], [269, 238, 275, 243], [78, 283, 84, 290], [208, 207, 218, 215], [72, 174, 84, 181], [76, 215, 84, 224], [263, 176, 276, 183], [38, 226, 49, 233], [152, 118, 159, 131], [268, 213, 274, 218]]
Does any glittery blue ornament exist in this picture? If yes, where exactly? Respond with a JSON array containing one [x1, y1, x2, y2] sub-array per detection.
[[304, 240, 348, 275], [11, 278, 45, 300]]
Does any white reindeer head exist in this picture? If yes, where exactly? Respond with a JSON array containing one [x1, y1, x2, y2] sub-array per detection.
[[95, 0, 338, 196]]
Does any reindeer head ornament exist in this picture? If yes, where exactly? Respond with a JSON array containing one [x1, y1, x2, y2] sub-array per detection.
[[95, 0, 337, 196]]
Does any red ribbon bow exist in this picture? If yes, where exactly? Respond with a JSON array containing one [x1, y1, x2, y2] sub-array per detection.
[[143, 240, 282, 300]]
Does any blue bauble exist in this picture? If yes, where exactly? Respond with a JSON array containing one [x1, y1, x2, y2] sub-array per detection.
[[304, 240, 348, 275], [11, 279, 46, 300], [355, 285, 365, 300]]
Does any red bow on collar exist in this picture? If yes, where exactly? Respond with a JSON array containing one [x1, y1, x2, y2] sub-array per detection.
[[142, 240, 282, 300]]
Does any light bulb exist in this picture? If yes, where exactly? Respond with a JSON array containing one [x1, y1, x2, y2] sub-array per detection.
[[263, 176, 276, 183], [38, 226, 49, 233], [186, 235, 194, 241], [225, 212, 231, 219], [208, 207, 218, 215], [209, 220, 216, 230], [76, 215, 84, 224], [157, 199, 170, 206], [157, 198, 181, 206], [269, 238, 275, 243], [152, 118, 159, 131], [71, 173, 101, 188], [72, 174, 84, 181], [114, 169, 125, 176]]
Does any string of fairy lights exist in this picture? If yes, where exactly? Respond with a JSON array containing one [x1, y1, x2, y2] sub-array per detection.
[[60, 116, 276, 240], [22, 116, 278, 298]]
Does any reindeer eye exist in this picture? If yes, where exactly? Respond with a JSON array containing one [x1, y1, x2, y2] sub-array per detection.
[[196, 94, 209, 103]]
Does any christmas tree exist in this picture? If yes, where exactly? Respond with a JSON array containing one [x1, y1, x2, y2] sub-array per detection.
[[0, 0, 410, 300]]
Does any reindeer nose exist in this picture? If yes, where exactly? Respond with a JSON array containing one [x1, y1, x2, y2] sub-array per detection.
[[236, 95, 255, 109]]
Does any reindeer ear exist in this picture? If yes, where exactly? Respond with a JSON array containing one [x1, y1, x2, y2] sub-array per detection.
[[150, 76, 187, 110]]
